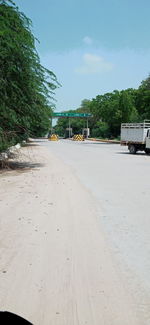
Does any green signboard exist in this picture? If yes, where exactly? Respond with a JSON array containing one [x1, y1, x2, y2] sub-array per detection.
[[52, 112, 92, 118]]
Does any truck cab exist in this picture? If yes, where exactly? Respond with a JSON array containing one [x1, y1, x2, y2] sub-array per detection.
[[145, 129, 150, 151]]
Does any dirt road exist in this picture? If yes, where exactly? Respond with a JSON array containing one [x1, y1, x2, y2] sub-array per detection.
[[0, 140, 149, 324]]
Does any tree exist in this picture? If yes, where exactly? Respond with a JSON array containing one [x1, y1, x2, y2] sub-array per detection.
[[89, 89, 138, 137], [0, 0, 59, 151], [135, 75, 150, 120], [54, 109, 87, 137]]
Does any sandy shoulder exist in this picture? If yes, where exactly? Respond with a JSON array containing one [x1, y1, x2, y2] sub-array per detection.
[[0, 141, 142, 325]]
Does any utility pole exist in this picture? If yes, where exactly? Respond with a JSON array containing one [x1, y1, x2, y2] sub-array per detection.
[[51, 118, 53, 135], [69, 118, 71, 139], [87, 118, 89, 139]]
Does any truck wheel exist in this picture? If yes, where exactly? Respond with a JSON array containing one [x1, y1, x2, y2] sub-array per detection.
[[128, 145, 137, 154], [145, 149, 150, 155]]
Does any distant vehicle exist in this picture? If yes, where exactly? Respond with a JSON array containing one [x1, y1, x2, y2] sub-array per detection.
[[121, 121, 150, 154]]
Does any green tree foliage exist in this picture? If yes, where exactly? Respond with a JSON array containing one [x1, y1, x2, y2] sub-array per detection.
[[0, 0, 58, 151], [89, 89, 138, 137], [54, 110, 87, 137], [91, 121, 110, 138], [55, 86, 143, 139], [135, 74, 150, 120]]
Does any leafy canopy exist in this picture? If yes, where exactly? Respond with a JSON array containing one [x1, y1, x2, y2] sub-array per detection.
[[0, 0, 59, 151]]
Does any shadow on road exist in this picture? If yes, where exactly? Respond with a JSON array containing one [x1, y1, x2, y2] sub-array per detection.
[[8, 161, 44, 169], [116, 152, 147, 156], [0, 161, 44, 173], [84, 142, 115, 145]]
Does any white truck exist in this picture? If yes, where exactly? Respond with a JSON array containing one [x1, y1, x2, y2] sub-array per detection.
[[121, 121, 150, 154]]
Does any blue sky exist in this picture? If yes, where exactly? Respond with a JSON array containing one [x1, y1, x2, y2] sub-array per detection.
[[15, 0, 150, 111]]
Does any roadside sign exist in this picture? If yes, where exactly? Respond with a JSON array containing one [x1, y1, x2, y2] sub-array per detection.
[[52, 112, 92, 118]]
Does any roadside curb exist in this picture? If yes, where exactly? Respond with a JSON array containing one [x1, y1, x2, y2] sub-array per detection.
[[87, 138, 120, 144]]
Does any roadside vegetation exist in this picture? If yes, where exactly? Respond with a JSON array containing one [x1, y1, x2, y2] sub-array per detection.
[[55, 76, 150, 139], [0, 0, 59, 152], [1, 1, 150, 148]]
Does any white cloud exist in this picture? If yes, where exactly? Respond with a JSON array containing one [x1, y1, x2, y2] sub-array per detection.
[[83, 36, 93, 45], [75, 53, 114, 75]]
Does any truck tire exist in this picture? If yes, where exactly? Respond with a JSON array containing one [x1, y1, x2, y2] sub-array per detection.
[[145, 148, 150, 155], [128, 144, 137, 154]]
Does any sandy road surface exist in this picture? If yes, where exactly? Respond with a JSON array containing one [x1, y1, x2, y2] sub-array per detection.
[[0, 140, 149, 324]]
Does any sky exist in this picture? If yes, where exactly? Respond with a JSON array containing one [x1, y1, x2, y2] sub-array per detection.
[[14, 0, 150, 112]]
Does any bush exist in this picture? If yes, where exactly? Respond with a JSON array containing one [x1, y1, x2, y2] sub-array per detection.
[[91, 122, 110, 138]]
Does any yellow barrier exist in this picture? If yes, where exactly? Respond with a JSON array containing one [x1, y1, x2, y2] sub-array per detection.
[[48, 134, 59, 141], [72, 134, 84, 141]]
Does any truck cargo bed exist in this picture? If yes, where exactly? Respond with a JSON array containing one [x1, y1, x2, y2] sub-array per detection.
[[121, 121, 150, 144]]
